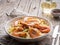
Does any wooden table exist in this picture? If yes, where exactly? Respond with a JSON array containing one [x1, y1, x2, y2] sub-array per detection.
[[0, 0, 60, 45]]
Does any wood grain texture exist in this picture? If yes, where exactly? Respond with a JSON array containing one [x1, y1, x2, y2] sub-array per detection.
[[24, 0, 32, 12], [0, 0, 20, 15], [17, 0, 27, 11], [28, 0, 40, 16], [0, 0, 60, 45]]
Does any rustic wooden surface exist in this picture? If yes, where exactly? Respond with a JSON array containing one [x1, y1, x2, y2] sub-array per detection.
[[0, 0, 60, 45]]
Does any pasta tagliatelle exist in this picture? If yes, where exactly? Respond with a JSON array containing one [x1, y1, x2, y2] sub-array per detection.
[[8, 17, 50, 39]]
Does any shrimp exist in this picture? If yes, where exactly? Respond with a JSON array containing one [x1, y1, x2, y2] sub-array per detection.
[[39, 26, 50, 33], [32, 24, 50, 33], [11, 31, 27, 37], [29, 27, 41, 38], [33, 24, 41, 29], [12, 20, 23, 27], [23, 17, 40, 25], [15, 27, 24, 31], [40, 28, 50, 33]]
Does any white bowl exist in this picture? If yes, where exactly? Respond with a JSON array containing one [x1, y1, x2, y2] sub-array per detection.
[[5, 16, 53, 42]]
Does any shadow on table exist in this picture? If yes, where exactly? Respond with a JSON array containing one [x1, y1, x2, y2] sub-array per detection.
[[0, 35, 52, 45]]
